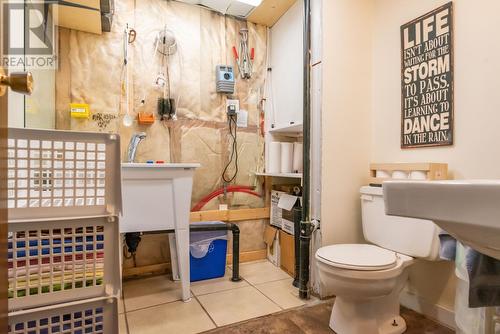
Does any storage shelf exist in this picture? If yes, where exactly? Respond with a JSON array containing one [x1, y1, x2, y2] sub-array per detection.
[[269, 123, 303, 135], [255, 172, 302, 179]]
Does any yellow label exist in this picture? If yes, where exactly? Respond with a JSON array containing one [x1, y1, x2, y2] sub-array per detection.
[[70, 103, 90, 119]]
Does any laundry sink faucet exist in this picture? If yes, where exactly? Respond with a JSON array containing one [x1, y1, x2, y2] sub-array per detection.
[[127, 132, 146, 163]]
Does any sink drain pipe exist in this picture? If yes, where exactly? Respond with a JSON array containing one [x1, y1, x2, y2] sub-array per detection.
[[131, 223, 242, 282], [299, 0, 312, 300]]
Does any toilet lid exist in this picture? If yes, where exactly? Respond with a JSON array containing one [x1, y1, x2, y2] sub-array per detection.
[[316, 244, 397, 270]]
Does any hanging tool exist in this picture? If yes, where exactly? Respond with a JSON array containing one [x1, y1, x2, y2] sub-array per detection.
[[232, 28, 254, 79], [154, 25, 178, 121], [121, 24, 136, 127]]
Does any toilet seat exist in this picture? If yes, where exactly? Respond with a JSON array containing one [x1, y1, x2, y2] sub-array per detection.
[[316, 244, 397, 271]]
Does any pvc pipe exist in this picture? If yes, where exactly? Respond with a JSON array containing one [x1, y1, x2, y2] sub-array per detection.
[[191, 186, 261, 212]]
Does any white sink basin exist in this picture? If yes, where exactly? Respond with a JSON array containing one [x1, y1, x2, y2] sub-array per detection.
[[120, 163, 200, 233], [120, 162, 200, 302], [383, 180, 500, 260]]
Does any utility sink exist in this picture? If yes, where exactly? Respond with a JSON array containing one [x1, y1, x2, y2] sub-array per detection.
[[383, 180, 500, 260], [120, 162, 200, 302], [120, 163, 200, 233]]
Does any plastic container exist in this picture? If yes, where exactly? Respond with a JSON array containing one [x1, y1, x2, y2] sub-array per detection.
[[189, 222, 228, 282], [8, 297, 118, 334], [7, 216, 120, 312]]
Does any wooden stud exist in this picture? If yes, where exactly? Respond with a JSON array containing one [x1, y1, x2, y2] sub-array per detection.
[[264, 176, 272, 205], [123, 263, 171, 278], [226, 249, 267, 264], [190, 207, 270, 223]]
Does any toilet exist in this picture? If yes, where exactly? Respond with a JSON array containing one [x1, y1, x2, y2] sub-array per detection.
[[316, 186, 440, 334]]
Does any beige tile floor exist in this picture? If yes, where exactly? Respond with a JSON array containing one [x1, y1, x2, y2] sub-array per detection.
[[119, 260, 320, 334]]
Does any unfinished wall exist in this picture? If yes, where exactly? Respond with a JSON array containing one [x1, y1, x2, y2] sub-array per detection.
[[55, 0, 269, 271]]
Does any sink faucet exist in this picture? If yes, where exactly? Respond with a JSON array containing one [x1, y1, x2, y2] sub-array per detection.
[[127, 132, 146, 163]]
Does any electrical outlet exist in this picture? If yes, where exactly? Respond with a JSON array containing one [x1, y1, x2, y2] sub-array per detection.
[[226, 99, 240, 117]]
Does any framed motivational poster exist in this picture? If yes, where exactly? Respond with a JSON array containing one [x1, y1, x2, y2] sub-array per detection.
[[401, 2, 454, 148]]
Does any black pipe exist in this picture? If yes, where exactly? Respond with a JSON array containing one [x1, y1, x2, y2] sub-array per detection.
[[125, 232, 142, 254], [142, 222, 242, 282], [293, 206, 302, 287], [229, 224, 241, 282], [299, 0, 312, 300]]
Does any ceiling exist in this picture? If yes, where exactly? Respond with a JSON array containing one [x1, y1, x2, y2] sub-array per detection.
[[176, 0, 297, 27]]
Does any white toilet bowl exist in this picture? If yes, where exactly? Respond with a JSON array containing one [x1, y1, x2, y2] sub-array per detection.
[[316, 186, 440, 334], [316, 244, 414, 334]]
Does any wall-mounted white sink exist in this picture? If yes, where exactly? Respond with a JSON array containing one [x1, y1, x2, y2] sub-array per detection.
[[383, 180, 500, 260]]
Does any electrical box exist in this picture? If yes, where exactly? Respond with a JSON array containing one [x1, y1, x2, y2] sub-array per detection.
[[216, 65, 235, 94], [226, 99, 239, 117]]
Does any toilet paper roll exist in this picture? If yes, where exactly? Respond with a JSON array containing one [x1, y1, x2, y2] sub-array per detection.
[[292, 142, 303, 173], [375, 170, 391, 179], [268, 142, 281, 173], [392, 170, 409, 179], [280, 142, 294, 174], [410, 170, 427, 180]]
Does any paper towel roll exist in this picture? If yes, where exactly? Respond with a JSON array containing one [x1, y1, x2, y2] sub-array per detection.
[[375, 170, 391, 178], [280, 142, 294, 174], [292, 142, 303, 173], [268, 142, 281, 173], [392, 170, 409, 179], [410, 170, 427, 180]]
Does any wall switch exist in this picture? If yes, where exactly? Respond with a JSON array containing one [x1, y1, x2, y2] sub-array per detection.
[[236, 110, 248, 127]]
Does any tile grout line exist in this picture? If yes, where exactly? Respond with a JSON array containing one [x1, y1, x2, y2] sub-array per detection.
[[192, 292, 219, 329], [124, 312, 131, 334], [251, 282, 285, 312], [193, 281, 251, 298], [235, 261, 296, 311], [120, 290, 132, 334], [122, 261, 291, 332], [124, 297, 187, 314], [250, 276, 295, 287]]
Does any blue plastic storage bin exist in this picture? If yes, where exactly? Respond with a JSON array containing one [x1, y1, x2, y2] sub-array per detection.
[[190, 222, 228, 282]]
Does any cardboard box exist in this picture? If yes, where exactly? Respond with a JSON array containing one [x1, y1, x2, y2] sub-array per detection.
[[264, 225, 280, 267], [281, 203, 301, 235], [278, 193, 300, 235], [270, 190, 285, 229], [279, 230, 295, 277]]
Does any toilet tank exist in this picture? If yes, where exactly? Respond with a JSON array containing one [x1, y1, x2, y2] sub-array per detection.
[[360, 186, 440, 260]]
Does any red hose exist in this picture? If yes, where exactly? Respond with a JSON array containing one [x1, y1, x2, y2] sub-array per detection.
[[192, 185, 261, 212]]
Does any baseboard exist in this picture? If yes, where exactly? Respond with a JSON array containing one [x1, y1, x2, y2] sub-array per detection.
[[400, 290, 456, 330], [227, 249, 267, 264], [123, 249, 267, 278]]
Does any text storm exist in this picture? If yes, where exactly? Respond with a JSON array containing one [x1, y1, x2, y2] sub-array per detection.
[[401, 2, 454, 148]]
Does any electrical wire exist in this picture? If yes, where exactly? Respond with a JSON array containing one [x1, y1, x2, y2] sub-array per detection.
[[222, 114, 239, 184]]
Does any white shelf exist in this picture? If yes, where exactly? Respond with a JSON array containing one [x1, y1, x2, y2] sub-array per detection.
[[269, 123, 303, 135], [255, 172, 302, 179]]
